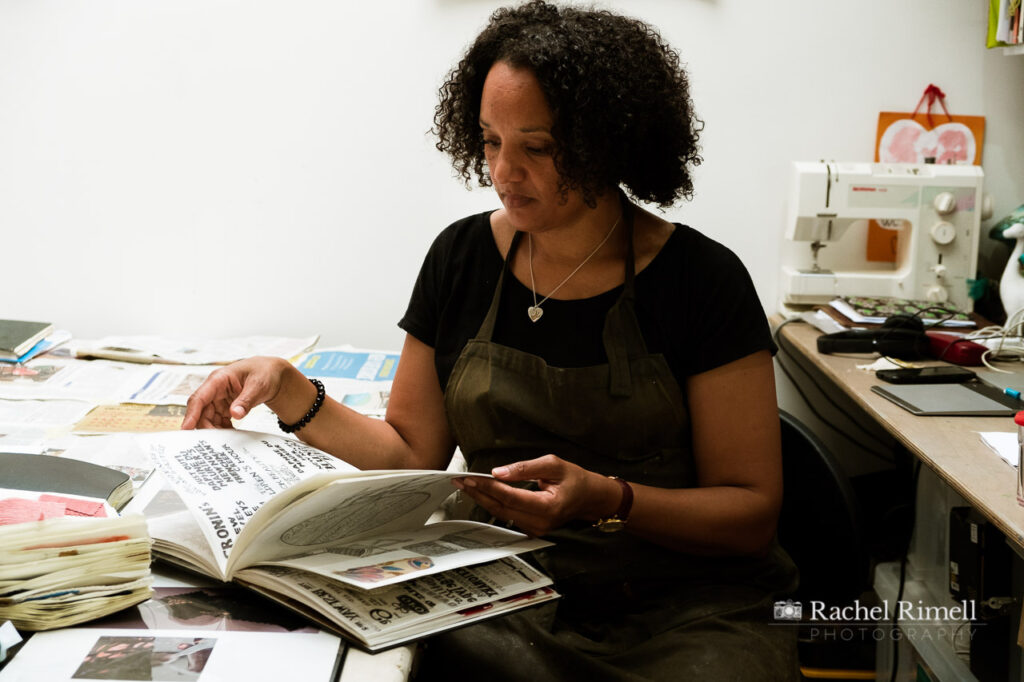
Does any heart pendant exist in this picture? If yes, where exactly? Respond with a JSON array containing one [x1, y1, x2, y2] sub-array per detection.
[[527, 306, 544, 323]]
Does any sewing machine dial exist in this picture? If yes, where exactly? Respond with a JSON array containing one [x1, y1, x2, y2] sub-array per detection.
[[925, 285, 949, 302], [933, 191, 957, 215], [930, 220, 956, 245]]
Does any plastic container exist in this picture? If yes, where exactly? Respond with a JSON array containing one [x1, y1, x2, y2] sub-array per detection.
[[1016, 411, 1024, 506]]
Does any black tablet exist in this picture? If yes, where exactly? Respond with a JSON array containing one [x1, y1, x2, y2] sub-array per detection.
[[870, 380, 1022, 416]]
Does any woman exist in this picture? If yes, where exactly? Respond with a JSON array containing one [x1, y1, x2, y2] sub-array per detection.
[[182, 2, 797, 679]]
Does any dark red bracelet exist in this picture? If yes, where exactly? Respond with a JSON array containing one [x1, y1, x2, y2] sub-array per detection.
[[277, 378, 325, 434]]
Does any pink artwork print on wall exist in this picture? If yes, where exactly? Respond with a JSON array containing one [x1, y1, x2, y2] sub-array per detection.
[[878, 119, 976, 165]]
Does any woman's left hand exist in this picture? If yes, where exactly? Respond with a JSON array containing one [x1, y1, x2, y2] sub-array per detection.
[[454, 454, 618, 537]]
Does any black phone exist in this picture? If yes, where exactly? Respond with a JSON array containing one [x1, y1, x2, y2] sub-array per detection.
[[875, 366, 977, 384]]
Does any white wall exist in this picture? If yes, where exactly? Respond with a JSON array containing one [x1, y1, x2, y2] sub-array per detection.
[[2, 0, 1022, 350]]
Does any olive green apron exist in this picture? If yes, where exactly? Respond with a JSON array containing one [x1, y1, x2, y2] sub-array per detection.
[[418, 205, 799, 682]]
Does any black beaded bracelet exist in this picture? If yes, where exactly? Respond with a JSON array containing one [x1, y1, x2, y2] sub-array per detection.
[[278, 378, 325, 434]]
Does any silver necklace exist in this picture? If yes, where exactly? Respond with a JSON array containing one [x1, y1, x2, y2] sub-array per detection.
[[526, 215, 620, 323]]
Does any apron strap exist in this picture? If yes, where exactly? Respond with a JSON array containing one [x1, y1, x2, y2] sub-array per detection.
[[603, 193, 649, 397], [473, 231, 521, 342]]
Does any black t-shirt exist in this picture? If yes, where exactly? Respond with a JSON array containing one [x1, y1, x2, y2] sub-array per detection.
[[399, 211, 776, 392]]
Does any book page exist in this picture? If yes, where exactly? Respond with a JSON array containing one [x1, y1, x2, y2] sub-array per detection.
[[256, 519, 550, 589], [143, 430, 357, 578], [227, 471, 492, 574], [0, 357, 148, 402], [147, 508, 222, 578], [0, 398, 92, 431], [120, 365, 218, 405], [235, 555, 556, 650]]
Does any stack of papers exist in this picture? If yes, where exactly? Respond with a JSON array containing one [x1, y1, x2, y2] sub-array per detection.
[[0, 498, 153, 631]]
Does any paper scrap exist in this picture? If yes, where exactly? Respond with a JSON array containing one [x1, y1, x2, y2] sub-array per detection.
[[980, 431, 1018, 467]]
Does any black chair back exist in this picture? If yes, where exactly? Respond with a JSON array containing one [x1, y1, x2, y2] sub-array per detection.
[[777, 410, 870, 607]]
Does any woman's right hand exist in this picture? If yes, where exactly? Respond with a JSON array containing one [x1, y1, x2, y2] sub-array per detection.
[[181, 356, 294, 429]]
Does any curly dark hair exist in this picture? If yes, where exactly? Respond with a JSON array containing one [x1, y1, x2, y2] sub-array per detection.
[[433, 0, 703, 208]]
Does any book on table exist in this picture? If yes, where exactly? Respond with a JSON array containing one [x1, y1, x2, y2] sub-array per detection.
[[0, 320, 54, 361], [120, 429, 558, 652], [827, 296, 976, 327], [0, 329, 70, 365], [0, 452, 133, 511]]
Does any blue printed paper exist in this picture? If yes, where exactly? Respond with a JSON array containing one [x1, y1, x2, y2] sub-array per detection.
[[298, 351, 399, 381]]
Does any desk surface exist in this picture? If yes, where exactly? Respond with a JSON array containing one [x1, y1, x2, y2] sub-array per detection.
[[0, 347, 416, 682], [775, 318, 1024, 554]]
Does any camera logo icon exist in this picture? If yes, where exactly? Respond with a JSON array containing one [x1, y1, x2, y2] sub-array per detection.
[[774, 599, 802, 621]]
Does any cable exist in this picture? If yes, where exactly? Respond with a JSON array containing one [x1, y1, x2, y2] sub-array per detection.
[[952, 621, 973, 656], [934, 336, 983, 363], [1005, 305, 1024, 337], [963, 305, 1024, 366], [910, 305, 959, 329], [773, 318, 896, 462], [774, 319, 894, 458], [774, 320, 890, 453], [980, 348, 1015, 374]]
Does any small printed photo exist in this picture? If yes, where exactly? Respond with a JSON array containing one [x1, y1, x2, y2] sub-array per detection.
[[139, 588, 317, 633], [90, 587, 319, 633], [170, 374, 207, 398], [71, 635, 216, 681], [0, 364, 58, 383], [336, 556, 434, 583], [147, 405, 186, 418]]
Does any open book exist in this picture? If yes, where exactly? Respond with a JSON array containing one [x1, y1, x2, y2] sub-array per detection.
[[122, 430, 557, 651]]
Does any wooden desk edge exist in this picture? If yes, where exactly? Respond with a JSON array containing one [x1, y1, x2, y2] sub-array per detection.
[[772, 315, 1024, 555]]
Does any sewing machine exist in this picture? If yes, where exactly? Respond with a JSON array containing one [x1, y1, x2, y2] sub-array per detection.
[[779, 161, 984, 312]]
